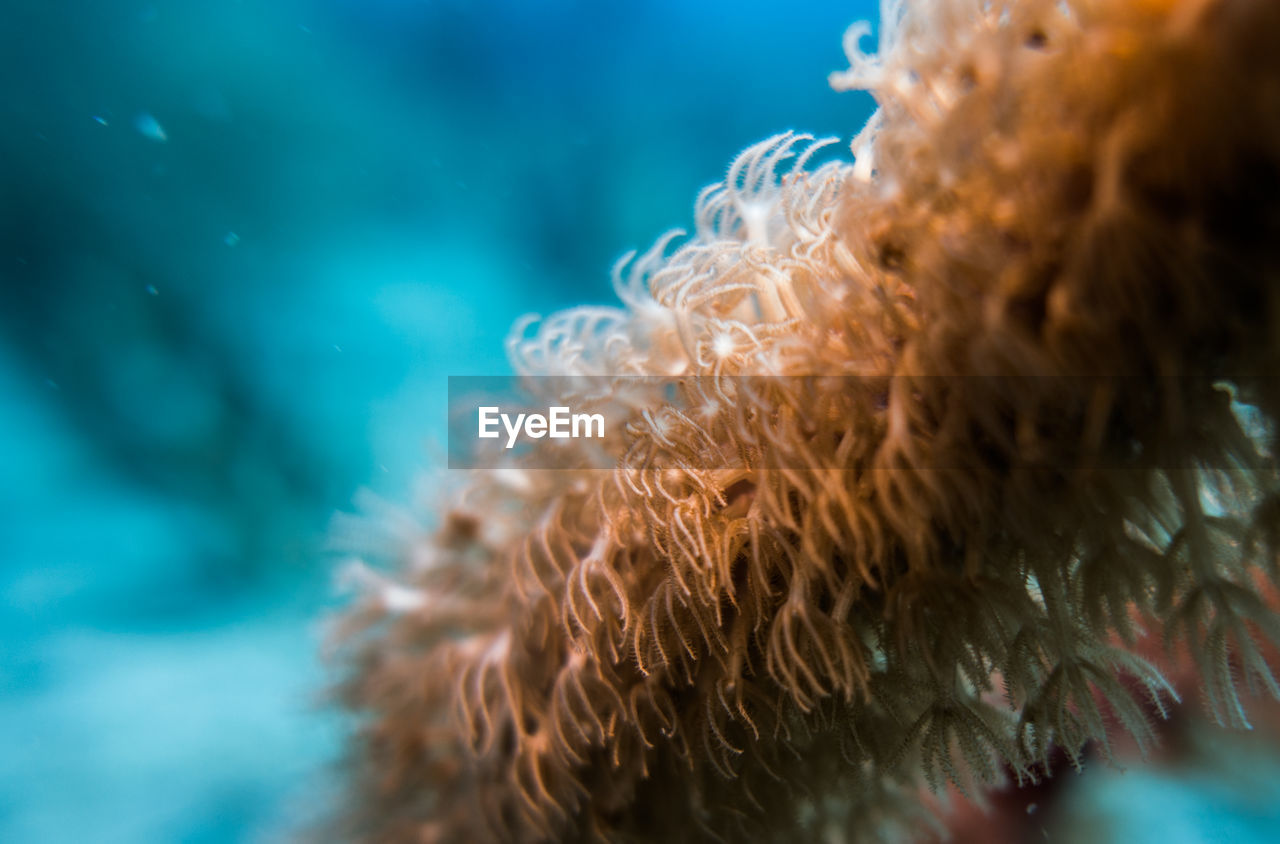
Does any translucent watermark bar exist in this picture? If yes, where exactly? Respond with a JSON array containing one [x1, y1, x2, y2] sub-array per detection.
[[447, 375, 1274, 471]]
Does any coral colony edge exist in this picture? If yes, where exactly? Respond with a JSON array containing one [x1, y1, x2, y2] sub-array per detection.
[[330, 1, 1280, 841]]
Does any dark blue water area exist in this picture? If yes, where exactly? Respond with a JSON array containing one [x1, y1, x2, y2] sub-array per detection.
[[4, 0, 1274, 841]]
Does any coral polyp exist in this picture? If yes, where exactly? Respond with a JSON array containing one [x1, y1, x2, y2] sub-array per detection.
[[334, 1, 1280, 840]]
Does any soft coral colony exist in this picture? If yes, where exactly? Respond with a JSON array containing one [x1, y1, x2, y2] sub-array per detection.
[[334, 0, 1280, 840]]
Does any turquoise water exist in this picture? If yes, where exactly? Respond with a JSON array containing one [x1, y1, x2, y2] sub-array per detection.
[[0, 1, 872, 840]]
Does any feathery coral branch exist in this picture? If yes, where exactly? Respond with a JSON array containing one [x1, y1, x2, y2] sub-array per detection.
[[333, 1, 1280, 840]]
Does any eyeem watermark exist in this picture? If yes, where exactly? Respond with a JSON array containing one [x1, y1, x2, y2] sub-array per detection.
[[448, 374, 1273, 470], [479, 406, 605, 449]]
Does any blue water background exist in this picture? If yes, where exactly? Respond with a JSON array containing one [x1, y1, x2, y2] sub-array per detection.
[[0, 1, 874, 840]]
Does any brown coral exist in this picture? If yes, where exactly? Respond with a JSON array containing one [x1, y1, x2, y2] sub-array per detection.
[[332, 1, 1280, 840]]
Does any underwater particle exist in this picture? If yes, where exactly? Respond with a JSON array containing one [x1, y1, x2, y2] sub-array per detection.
[[91, 115, 108, 127], [145, 285, 158, 296], [223, 231, 240, 247], [134, 112, 167, 142]]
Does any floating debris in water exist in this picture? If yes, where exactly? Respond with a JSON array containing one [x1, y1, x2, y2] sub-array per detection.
[[91, 115, 108, 127], [223, 231, 240, 247], [134, 113, 167, 142], [145, 285, 158, 296]]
